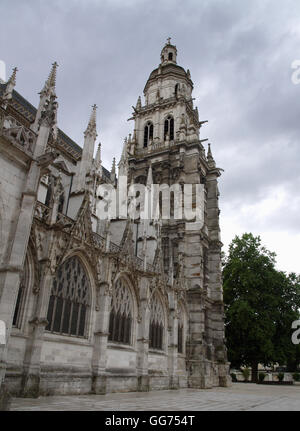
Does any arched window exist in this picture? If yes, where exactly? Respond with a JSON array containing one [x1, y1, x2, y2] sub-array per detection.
[[149, 294, 165, 350], [46, 256, 91, 337], [13, 254, 30, 328], [168, 52, 173, 61], [164, 116, 174, 141], [144, 122, 153, 147], [175, 83, 179, 98], [108, 278, 133, 344]]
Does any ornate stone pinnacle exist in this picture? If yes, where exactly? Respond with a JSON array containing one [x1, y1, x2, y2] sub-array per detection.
[[8, 67, 18, 85], [84, 104, 98, 138], [39, 94, 58, 129]]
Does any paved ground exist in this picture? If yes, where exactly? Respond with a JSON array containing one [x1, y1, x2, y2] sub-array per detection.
[[10, 383, 300, 411]]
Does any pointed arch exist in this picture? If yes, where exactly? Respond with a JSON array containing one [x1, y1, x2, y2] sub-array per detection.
[[108, 274, 136, 345], [164, 115, 174, 141], [144, 121, 153, 147], [149, 291, 167, 350], [45, 255, 92, 337]]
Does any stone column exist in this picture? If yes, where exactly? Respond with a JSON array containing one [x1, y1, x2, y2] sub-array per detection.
[[167, 291, 178, 389], [0, 97, 56, 403], [91, 282, 111, 394], [20, 261, 54, 397], [136, 276, 150, 391]]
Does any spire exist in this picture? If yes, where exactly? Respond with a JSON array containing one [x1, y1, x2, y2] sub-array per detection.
[[207, 143, 216, 168], [72, 104, 98, 192], [118, 138, 128, 177], [41, 61, 58, 96], [32, 62, 58, 133], [84, 104, 97, 139], [136, 96, 141, 110], [110, 157, 116, 182], [95, 142, 102, 175], [1, 67, 17, 109]]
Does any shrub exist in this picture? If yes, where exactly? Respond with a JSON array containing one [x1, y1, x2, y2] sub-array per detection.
[[258, 372, 266, 382], [277, 372, 284, 382], [242, 368, 250, 382], [293, 372, 300, 382], [230, 373, 237, 382]]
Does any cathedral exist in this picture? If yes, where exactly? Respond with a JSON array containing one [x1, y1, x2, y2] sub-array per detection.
[[0, 40, 230, 402]]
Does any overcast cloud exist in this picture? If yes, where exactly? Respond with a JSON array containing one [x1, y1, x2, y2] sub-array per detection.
[[1, 0, 299, 273]]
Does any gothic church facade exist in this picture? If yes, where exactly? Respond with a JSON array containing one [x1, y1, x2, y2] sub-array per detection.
[[0, 41, 230, 399]]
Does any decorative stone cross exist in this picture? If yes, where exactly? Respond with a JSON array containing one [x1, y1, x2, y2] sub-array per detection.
[[167, 37, 171, 45]]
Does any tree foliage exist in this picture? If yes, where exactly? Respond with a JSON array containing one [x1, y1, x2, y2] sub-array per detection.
[[223, 233, 300, 379]]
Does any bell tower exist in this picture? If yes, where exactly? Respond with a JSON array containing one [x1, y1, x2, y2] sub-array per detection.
[[123, 40, 231, 388]]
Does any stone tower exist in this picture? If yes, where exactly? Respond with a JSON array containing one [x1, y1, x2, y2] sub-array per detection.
[[126, 39, 230, 388]]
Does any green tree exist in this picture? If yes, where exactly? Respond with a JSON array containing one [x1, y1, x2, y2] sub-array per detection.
[[223, 233, 300, 382]]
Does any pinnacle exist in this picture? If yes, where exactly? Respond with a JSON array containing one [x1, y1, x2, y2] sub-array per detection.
[[7, 67, 18, 85], [42, 61, 58, 94]]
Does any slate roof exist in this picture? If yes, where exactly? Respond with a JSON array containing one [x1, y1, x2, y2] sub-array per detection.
[[0, 83, 111, 179]]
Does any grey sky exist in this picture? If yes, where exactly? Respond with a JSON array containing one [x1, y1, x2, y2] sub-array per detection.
[[1, 0, 299, 272]]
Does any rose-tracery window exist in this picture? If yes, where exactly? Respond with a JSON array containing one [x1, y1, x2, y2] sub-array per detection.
[[149, 294, 165, 350], [46, 256, 91, 337], [108, 278, 133, 344]]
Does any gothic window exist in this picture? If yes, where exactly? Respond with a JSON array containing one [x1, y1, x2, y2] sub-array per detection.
[[108, 278, 133, 344], [13, 254, 30, 329], [144, 122, 153, 147], [149, 294, 165, 350], [46, 256, 91, 337], [164, 116, 174, 141]]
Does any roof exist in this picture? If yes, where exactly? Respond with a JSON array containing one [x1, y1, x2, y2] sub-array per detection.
[[144, 63, 193, 92], [0, 82, 111, 179]]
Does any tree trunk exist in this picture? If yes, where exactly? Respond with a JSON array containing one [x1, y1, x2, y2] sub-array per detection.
[[251, 361, 258, 382]]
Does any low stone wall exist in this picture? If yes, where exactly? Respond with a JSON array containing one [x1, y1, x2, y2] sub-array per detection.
[[231, 370, 294, 382]]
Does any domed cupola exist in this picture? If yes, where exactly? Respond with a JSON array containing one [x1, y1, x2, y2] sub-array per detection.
[[160, 37, 177, 65]]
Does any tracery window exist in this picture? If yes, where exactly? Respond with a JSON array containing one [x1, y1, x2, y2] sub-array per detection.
[[144, 122, 153, 147], [13, 254, 30, 328], [149, 294, 165, 350], [164, 116, 174, 141], [46, 256, 91, 337], [108, 278, 133, 344]]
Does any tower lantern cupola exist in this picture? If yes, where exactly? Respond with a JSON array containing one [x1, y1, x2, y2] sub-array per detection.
[[160, 37, 177, 65]]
